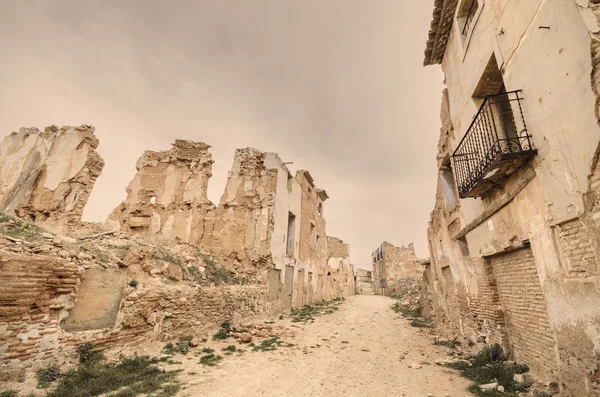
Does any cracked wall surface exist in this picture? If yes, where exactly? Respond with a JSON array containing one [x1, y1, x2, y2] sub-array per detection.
[[355, 268, 374, 295], [326, 236, 355, 299], [0, 135, 354, 383], [371, 241, 424, 297], [423, 1, 600, 394], [108, 140, 215, 245], [0, 125, 104, 233]]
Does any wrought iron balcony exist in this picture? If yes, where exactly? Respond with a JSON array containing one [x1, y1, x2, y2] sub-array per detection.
[[452, 90, 535, 199]]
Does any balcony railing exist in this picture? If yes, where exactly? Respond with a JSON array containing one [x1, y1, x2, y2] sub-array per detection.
[[452, 90, 535, 198]]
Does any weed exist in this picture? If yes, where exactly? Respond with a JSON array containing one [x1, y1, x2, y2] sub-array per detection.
[[213, 321, 232, 340], [409, 318, 433, 328], [291, 300, 343, 323], [446, 344, 532, 397], [0, 391, 17, 397], [36, 364, 61, 388], [153, 251, 183, 267], [45, 355, 179, 397], [201, 347, 214, 354], [199, 354, 222, 366], [163, 339, 190, 355], [279, 315, 283, 320], [77, 343, 104, 364], [391, 297, 433, 329], [223, 345, 237, 353], [156, 383, 181, 397], [201, 338, 208, 343], [203, 255, 235, 285], [251, 336, 284, 352], [434, 338, 461, 348], [128, 280, 138, 288], [167, 276, 179, 282], [533, 392, 553, 397], [0, 212, 43, 241]]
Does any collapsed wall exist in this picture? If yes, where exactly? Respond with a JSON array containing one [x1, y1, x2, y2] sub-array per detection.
[[0, 125, 104, 233], [326, 237, 355, 298], [0, 133, 354, 383], [0, 225, 268, 383], [371, 241, 424, 296], [210, 148, 278, 273], [108, 140, 215, 245], [355, 268, 374, 294]]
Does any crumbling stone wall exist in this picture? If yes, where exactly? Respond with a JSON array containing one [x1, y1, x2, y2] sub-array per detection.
[[355, 268, 373, 294], [326, 236, 355, 298], [371, 241, 424, 296], [0, 233, 269, 382], [0, 125, 104, 233], [210, 148, 279, 274], [108, 140, 215, 246]]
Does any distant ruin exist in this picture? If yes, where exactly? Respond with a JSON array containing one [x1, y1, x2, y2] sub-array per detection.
[[371, 241, 424, 296]]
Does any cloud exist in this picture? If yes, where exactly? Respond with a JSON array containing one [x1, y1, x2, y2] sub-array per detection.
[[0, 0, 443, 267]]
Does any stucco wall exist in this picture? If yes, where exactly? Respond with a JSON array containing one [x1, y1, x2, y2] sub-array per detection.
[[425, 0, 600, 394], [0, 125, 104, 233]]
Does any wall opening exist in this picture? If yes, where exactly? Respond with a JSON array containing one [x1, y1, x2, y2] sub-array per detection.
[[286, 212, 296, 257], [472, 54, 518, 140], [457, 0, 479, 43], [441, 165, 459, 209], [458, 237, 471, 257], [310, 222, 316, 248]]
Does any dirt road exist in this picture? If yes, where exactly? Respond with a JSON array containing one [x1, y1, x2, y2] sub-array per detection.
[[177, 295, 471, 397]]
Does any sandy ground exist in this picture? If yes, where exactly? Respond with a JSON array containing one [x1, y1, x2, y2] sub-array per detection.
[[172, 295, 472, 397]]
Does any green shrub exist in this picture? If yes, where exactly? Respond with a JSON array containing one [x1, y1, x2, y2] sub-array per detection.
[[76, 343, 104, 364], [128, 280, 138, 288], [36, 364, 61, 388], [213, 321, 232, 340], [199, 354, 222, 366], [45, 355, 178, 397], [446, 344, 532, 397], [163, 339, 190, 355]]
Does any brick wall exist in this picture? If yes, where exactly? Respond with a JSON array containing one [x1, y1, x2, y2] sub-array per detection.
[[491, 248, 557, 375], [441, 267, 461, 331], [556, 219, 598, 276], [0, 246, 270, 382]]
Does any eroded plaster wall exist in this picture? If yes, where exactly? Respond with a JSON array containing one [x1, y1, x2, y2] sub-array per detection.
[[371, 241, 424, 297], [0, 125, 104, 233], [108, 140, 215, 246], [424, 0, 600, 394], [326, 236, 355, 298]]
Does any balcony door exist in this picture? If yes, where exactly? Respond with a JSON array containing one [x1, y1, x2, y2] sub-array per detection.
[[473, 54, 522, 153]]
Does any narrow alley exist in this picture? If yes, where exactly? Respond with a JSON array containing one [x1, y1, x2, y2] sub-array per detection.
[[179, 296, 471, 397]]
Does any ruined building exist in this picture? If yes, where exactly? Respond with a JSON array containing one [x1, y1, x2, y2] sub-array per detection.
[[423, 1, 600, 395], [354, 268, 374, 295], [0, 125, 104, 234], [0, 128, 354, 382], [371, 241, 424, 296], [107, 140, 215, 246]]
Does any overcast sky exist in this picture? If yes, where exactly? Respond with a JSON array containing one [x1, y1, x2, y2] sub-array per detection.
[[0, 1, 443, 268]]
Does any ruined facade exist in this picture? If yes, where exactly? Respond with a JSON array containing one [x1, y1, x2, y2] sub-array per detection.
[[354, 268, 374, 295], [107, 140, 215, 246], [423, 1, 600, 395], [0, 131, 353, 383], [326, 236, 355, 299], [0, 125, 104, 233], [371, 242, 424, 296]]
